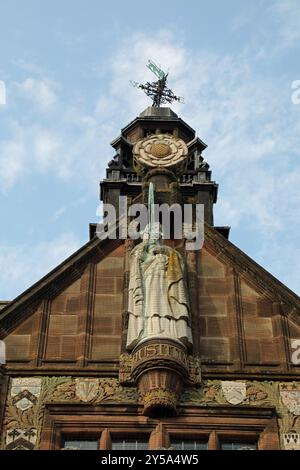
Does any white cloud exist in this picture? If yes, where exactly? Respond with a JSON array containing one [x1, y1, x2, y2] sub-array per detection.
[[0, 232, 81, 300], [4, 30, 300, 227], [51, 196, 89, 222], [256, 232, 300, 296], [0, 80, 6, 105], [0, 107, 112, 193], [11, 58, 44, 75], [51, 206, 67, 221], [272, 0, 300, 49], [33, 130, 63, 172], [0, 122, 28, 192], [229, 11, 252, 32], [0, 141, 26, 191], [17, 77, 57, 111]]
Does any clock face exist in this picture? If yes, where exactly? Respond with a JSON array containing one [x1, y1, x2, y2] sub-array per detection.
[[133, 134, 188, 168]]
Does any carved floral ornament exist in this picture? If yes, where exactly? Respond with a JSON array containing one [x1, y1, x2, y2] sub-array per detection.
[[133, 134, 188, 169]]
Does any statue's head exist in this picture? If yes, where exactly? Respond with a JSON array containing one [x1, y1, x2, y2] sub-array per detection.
[[145, 239, 159, 254]]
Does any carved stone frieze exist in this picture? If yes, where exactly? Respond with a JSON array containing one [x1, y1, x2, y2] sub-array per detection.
[[187, 356, 202, 386], [1, 376, 137, 450], [2, 376, 300, 450], [119, 353, 135, 385]]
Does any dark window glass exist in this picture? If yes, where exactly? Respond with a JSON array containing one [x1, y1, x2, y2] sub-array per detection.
[[221, 442, 256, 450], [63, 439, 98, 450], [112, 439, 148, 450], [172, 440, 208, 450]]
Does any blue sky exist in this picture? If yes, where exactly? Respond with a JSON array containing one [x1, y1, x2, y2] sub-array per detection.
[[0, 0, 300, 299]]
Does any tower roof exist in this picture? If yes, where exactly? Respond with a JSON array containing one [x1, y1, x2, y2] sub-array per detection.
[[110, 107, 197, 150], [139, 106, 179, 118]]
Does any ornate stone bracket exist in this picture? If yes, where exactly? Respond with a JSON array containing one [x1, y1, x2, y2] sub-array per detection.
[[119, 339, 201, 416]]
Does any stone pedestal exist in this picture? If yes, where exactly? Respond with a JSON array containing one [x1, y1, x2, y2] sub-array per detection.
[[119, 339, 201, 417], [128, 339, 189, 417]]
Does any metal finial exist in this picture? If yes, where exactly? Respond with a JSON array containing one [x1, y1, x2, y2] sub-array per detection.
[[130, 60, 184, 108]]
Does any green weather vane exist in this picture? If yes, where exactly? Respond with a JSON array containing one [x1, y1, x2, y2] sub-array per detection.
[[130, 59, 184, 108]]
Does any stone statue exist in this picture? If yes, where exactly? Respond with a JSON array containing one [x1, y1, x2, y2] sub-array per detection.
[[126, 183, 193, 351]]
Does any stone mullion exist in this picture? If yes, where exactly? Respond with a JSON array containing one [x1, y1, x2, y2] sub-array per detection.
[[77, 263, 96, 366], [121, 240, 134, 353], [186, 250, 200, 354], [36, 299, 51, 366], [272, 302, 290, 369], [258, 419, 280, 450], [29, 302, 43, 364], [208, 430, 219, 450], [233, 272, 246, 368], [148, 423, 170, 450], [100, 428, 112, 449], [280, 303, 293, 372]]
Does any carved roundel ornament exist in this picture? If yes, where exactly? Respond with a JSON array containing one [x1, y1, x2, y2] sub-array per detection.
[[133, 134, 188, 168]]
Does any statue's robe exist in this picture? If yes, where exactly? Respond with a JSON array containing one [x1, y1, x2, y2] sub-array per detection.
[[126, 242, 193, 350]]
